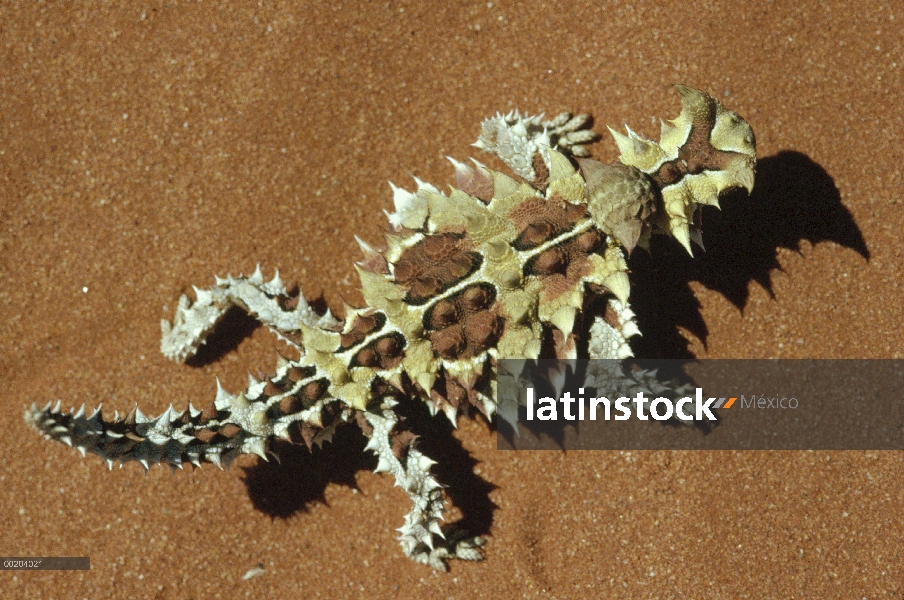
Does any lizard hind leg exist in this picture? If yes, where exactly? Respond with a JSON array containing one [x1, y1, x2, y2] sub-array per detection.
[[362, 400, 485, 570], [160, 265, 340, 362]]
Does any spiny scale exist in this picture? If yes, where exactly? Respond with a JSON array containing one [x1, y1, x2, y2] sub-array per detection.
[[26, 86, 755, 570]]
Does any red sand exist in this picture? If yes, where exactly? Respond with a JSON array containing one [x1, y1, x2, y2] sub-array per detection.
[[2, 2, 902, 598]]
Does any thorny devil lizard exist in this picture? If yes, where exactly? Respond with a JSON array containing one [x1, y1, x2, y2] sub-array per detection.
[[26, 86, 756, 570]]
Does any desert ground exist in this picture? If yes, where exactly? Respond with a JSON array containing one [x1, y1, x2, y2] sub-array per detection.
[[1, 1, 902, 598]]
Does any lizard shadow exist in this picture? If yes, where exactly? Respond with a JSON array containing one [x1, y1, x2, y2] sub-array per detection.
[[628, 150, 869, 359], [185, 306, 261, 367], [241, 396, 497, 544], [241, 424, 373, 518]]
